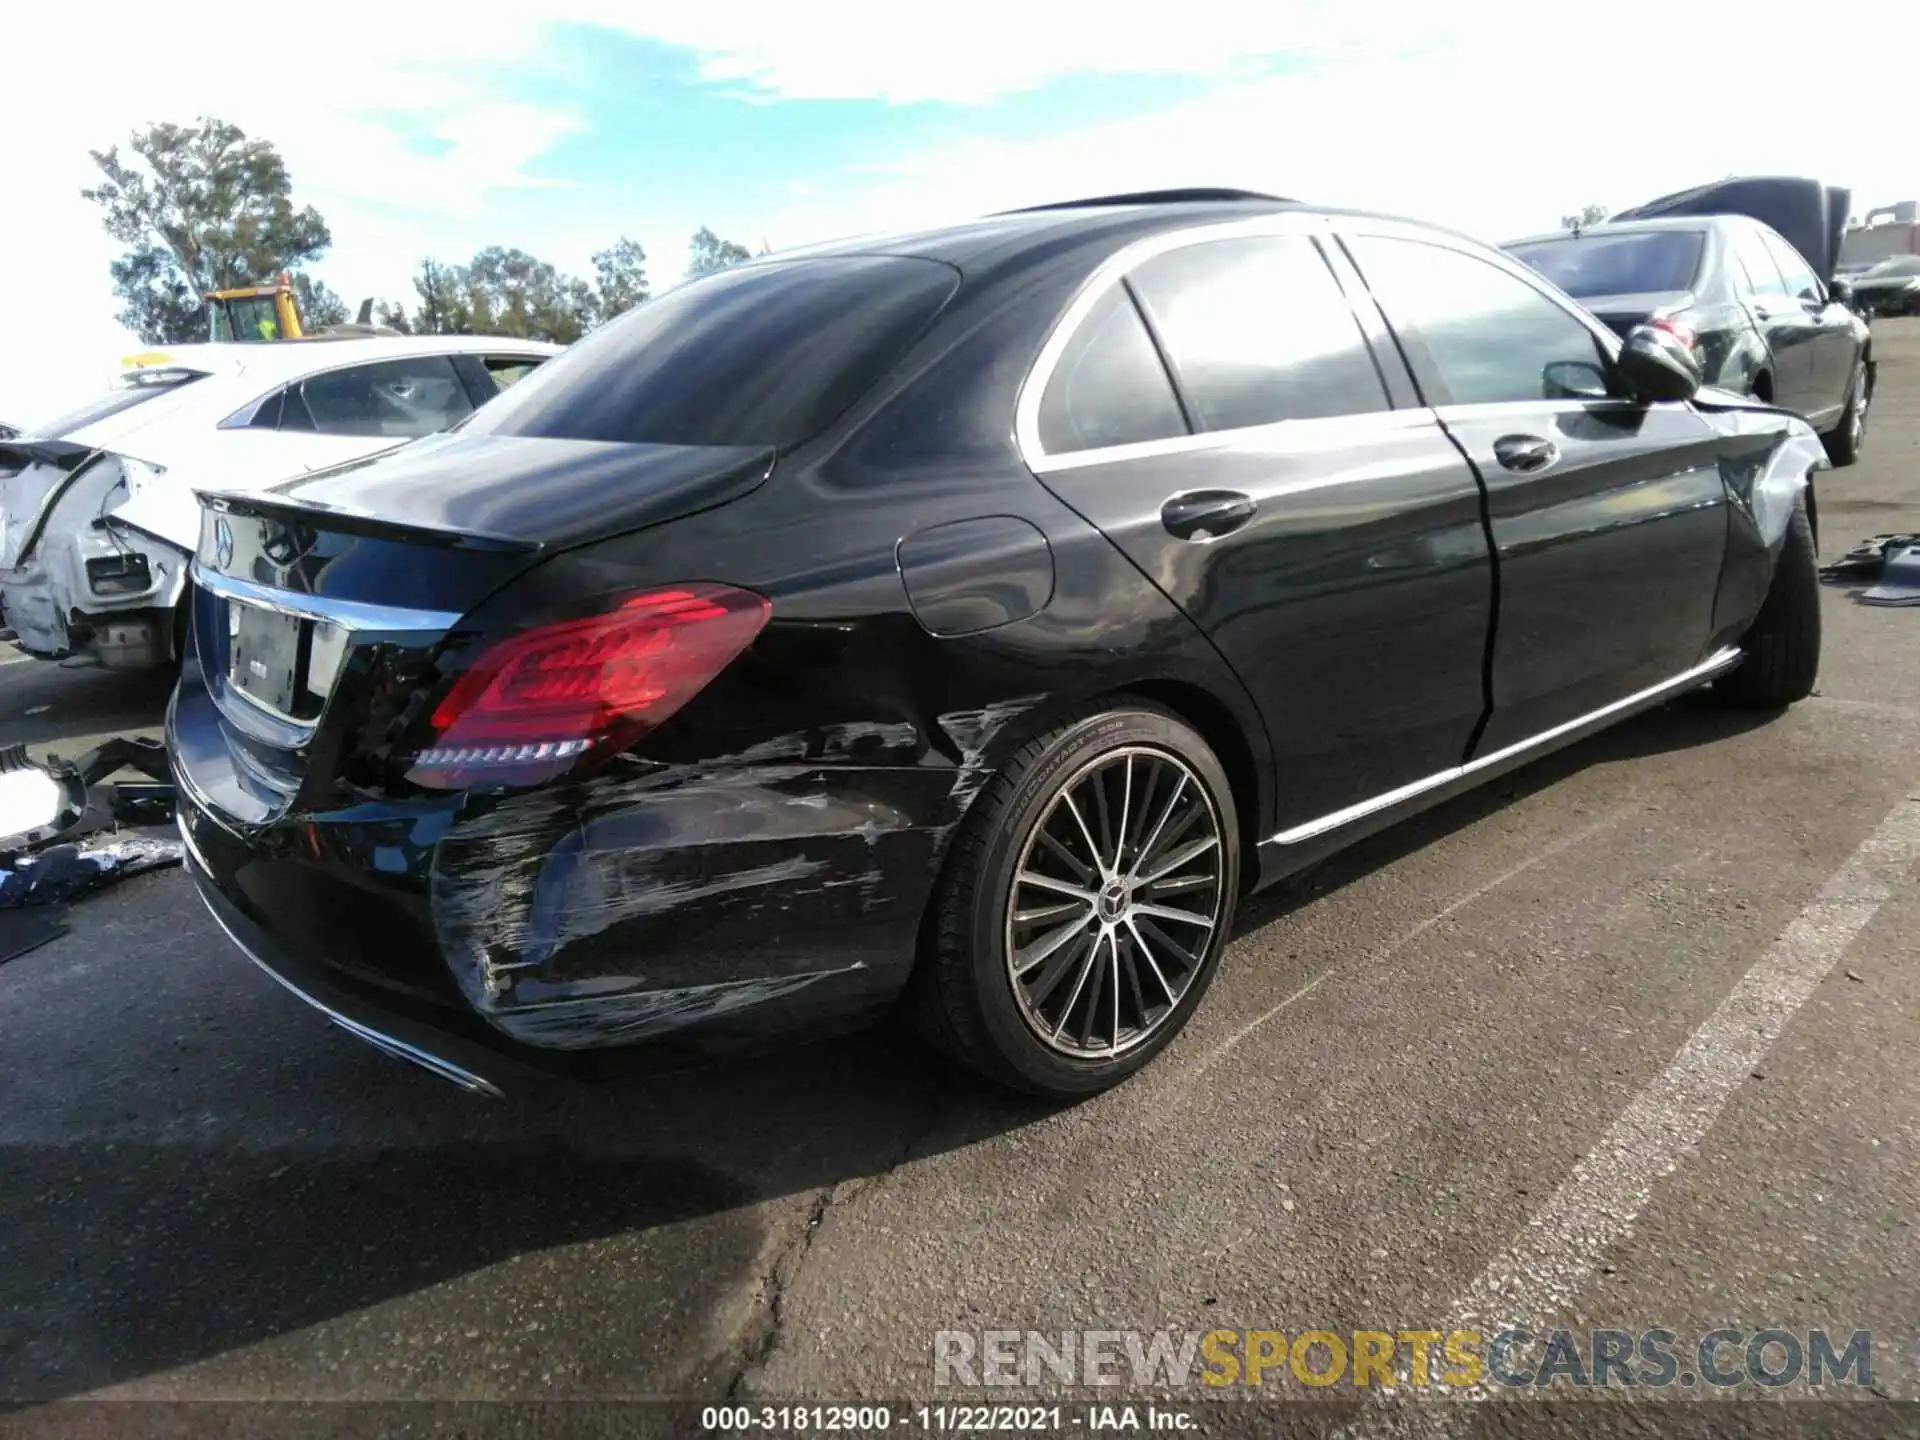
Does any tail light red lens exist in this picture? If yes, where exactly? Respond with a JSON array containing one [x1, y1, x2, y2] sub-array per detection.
[[410, 584, 770, 787], [1649, 316, 1698, 350]]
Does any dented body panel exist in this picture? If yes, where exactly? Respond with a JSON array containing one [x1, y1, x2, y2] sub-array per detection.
[[164, 198, 1826, 1091]]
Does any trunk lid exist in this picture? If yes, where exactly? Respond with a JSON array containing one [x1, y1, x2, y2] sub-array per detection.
[[173, 434, 775, 826], [220, 430, 776, 551]]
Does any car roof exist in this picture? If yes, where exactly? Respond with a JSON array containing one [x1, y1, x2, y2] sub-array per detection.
[[716, 191, 1503, 284], [116, 333, 563, 390], [1505, 216, 1725, 247]]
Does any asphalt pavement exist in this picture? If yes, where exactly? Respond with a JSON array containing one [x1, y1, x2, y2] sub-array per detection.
[[4, 324, 1919, 1438]]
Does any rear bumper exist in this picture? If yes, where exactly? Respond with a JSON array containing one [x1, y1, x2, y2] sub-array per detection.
[[169, 700, 939, 1091], [181, 823, 508, 1096], [0, 522, 186, 667]]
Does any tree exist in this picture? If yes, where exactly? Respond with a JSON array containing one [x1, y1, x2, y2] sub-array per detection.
[[103, 244, 203, 345], [392, 239, 650, 342], [592, 237, 650, 320], [292, 273, 348, 330], [687, 226, 752, 280], [1559, 202, 1610, 230], [83, 117, 334, 343]]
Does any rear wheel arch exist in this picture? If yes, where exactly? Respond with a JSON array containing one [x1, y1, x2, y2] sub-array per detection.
[[903, 677, 1265, 990]]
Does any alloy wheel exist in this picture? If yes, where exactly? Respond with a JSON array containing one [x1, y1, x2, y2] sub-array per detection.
[[1004, 746, 1226, 1058]]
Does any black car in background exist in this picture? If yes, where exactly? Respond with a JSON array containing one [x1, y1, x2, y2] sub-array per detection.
[[1848, 255, 1920, 316], [1507, 214, 1872, 469], [170, 191, 1830, 1100]]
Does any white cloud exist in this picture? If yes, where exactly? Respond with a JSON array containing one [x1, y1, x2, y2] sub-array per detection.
[[3, 0, 1910, 427]]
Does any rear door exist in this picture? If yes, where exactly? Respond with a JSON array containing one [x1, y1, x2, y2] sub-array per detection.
[[1757, 228, 1856, 425], [1726, 222, 1817, 413], [1022, 219, 1494, 833], [1341, 226, 1729, 756]]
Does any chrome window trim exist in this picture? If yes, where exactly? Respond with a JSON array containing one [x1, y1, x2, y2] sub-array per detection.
[[1264, 646, 1743, 847], [1014, 210, 1637, 474], [1029, 406, 1447, 475], [191, 562, 463, 632]]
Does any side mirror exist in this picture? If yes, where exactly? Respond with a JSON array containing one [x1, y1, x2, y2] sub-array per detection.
[[1828, 275, 1854, 305], [1615, 325, 1702, 404], [1543, 359, 1612, 401]]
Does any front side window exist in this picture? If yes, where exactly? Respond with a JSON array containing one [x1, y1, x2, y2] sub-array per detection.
[[1127, 235, 1388, 431], [1759, 229, 1822, 303], [288, 356, 475, 438], [1036, 285, 1189, 455], [1347, 236, 1609, 407]]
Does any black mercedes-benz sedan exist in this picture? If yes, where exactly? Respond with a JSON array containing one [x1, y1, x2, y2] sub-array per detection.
[[168, 189, 1829, 1099], [1506, 215, 1872, 469]]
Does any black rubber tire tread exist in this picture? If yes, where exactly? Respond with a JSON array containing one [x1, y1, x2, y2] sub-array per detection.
[[1716, 496, 1820, 709], [1822, 361, 1866, 467], [911, 698, 1240, 1098]]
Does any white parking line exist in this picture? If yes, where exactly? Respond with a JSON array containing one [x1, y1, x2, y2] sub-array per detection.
[[1340, 791, 1920, 1435]]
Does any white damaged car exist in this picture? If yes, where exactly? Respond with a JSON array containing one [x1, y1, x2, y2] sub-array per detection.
[[0, 335, 558, 670]]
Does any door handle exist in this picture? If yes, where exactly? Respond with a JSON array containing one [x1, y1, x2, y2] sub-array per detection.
[[1160, 489, 1256, 542], [1753, 305, 1774, 321], [1493, 434, 1559, 473]]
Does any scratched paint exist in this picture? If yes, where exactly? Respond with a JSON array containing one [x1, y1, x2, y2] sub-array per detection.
[[934, 695, 1045, 815], [494, 968, 862, 1049], [427, 723, 946, 1044]]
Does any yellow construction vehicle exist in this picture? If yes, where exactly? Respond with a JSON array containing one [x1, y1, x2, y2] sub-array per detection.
[[205, 271, 305, 343]]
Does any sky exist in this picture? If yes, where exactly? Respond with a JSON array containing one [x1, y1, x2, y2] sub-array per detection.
[[1, 0, 1909, 426]]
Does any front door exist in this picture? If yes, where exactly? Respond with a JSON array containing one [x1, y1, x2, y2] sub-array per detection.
[[1021, 225, 1493, 833], [1342, 228, 1730, 755]]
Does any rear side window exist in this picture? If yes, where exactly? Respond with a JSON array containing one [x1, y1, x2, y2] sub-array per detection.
[[1037, 286, 1188, 454], [464, 256, 959, 448], [1349, 237, 1609, 407], [284, 355, 475, 438], [1759, 229, 1822, 303], [1128, 235, 1388, 430], [1507, 230, 1704, 299]]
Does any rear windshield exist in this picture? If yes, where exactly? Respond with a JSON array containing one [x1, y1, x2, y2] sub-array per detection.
[[1507, 231, 1705, 299], [463, 256, 959, 449], [28, 369, 206, 439], [1864, 256, 1920, 277]]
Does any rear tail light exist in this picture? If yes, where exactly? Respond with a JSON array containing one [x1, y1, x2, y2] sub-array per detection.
[[408, 583, 770, 789], [1649, 316, 1698, 349]]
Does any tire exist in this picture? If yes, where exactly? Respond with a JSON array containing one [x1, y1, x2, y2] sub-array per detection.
[[1822, 357, 1869, 467], [913, 702, 1241, 1097], [1715, 496, 1820, 709]]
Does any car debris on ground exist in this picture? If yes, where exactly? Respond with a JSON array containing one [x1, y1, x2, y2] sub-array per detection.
[[1822, 532, 1920, 605], [0, 737, 181, 962]]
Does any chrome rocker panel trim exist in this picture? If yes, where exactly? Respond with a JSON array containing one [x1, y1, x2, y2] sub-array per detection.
[[1265, 646, 1744, 848]]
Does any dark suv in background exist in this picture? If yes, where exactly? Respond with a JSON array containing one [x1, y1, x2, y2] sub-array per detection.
[[1507, 184, 1872, 474]]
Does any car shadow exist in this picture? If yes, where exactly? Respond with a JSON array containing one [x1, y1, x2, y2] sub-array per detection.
[[0, 690, 1783, 1406], [0, 999, 1051, 1403]]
